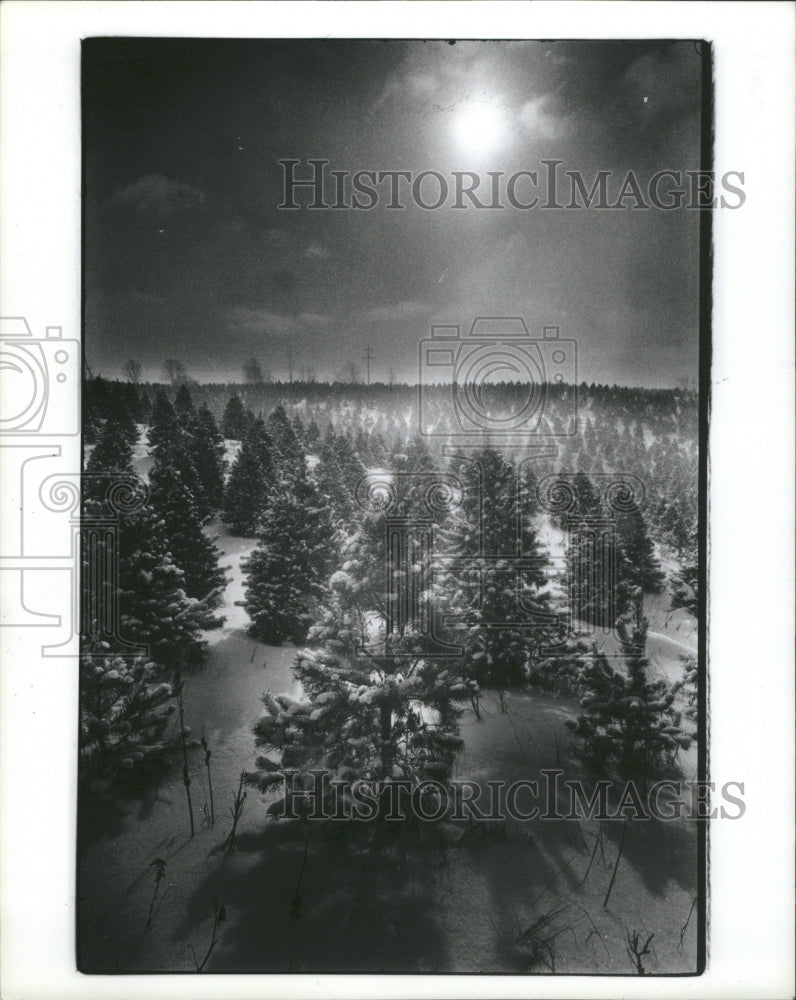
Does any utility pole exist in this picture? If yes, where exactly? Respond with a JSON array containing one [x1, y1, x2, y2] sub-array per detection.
[[363, 345, 373, 386]]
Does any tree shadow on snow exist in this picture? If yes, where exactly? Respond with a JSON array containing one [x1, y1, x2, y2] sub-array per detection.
[[172, 818, 451, 973]]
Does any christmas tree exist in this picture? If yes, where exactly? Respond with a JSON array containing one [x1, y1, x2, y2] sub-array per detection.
[[564, 471, 615, 628], [149, 469, 227, 619], [222, 423, 271, 536], [147, 390, 177, 453], [194, 403, 227, 513], [565, 594, 691, 778], [265, 404, 303, 478], [615, 505, 665, 598], [114, 500, 210, 669], [222, 393, 249, 439], [79, 645, 177, 787], [174, 382, 198, 435], [242, 462, 336, 644], [670, 518, 699, 615], [149, 424, 210, 521], [84, 416, 137, 500], [105, 400, 140, 451], [245, 445, 469, 808], [439, 449, 558, 692]]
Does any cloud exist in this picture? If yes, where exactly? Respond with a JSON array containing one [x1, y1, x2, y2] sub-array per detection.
[[518, 95, 563, 140], [364, 301, 431, 324], [620, 45, 701, 115], [128, 290, 165, 306], [305, 243, 330, 259], [225, 306, 332, 337], [111, 174, 205, 217]]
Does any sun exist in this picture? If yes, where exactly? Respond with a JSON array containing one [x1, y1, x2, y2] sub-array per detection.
[[451, 97, 506, 156]]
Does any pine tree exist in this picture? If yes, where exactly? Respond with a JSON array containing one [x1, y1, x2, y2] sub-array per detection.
[[79, 646, 178, 787], [149, 469, 227, 617], [222, 427, 270, 536], [149, 425, 210, 521], [81, 477, 210, 671], [291, 412, 305, 447], [615, 505, 665, 597], [565, 595, 691, 778], [242, 463, 336, 644], [84, 417, 137, 498], [174, 383, 198, 434], [564, 471, 615, 628], [114, 500, 210, 669], [439, 449, 558, 692], [105, 400, 140, 451], [305, 419, 321, 452], [194, 404, 226, 512], [222, 393, 249, 439], [315, 428, 366, 529], [266, 404, 303, 478], [247, 599, 466, 799], [246, 447, 469, 805], [670, 518, 698, 615], [147, 390, 177, 453]]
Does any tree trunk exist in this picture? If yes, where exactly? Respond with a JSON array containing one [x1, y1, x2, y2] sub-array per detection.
[[380, 701, 393, 773]]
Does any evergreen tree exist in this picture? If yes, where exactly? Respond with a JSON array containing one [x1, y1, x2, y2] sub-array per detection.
[[147, 390, 177, 453], [149, 469, 227, 617], [615, 505, 665, 597], [81, 478, 210, 671], [222, 393, 248, 439], [246, 445, 469, 805], [314, 428, 365, 529], [84, 417, 136, 498], [79, 647, 177, 787], [291, 412, 305, 447], [174, 382, 198, 434], [149, 425, 210, 521], [242, 464, 336, 644], [114, 499, 210, 669], [244, 413, 274, 470], [222, 427, 270, 536], [670, 520, 698, 615], [194, 403, 227, 512], [82, 400, 102, 447], [266, 404, 303, 477], [105, 400, 140, 451], [304, 419, 321, 452], [565, 595, 691, 778], [439, 449, 558, 693], [564, 471, 615, 628]]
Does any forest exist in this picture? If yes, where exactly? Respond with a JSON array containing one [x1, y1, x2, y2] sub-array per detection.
[[78, 374, 700, 974]]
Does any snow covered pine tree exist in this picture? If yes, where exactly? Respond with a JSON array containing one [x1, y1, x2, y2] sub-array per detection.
[[245, 445, 469, 819]]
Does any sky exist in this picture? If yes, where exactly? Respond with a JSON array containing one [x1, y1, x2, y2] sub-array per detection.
[[83, 38, 705, 386]]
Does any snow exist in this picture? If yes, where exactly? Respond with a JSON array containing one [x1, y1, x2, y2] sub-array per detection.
[[80, 429, 700, 974], [201, 520, 254, 645]]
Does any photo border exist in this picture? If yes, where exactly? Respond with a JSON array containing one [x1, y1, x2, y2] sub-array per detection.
[[1, 3, 793, 999]]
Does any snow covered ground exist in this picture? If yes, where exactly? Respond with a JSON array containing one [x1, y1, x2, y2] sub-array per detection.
[[77, 444, 699, 973]]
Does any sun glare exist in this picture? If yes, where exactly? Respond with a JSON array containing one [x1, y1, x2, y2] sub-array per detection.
[[452, 98, 505, 156]]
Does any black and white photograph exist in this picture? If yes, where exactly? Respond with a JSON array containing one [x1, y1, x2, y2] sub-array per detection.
[[0, 3, 793, 998], [77, 34, 710, 976]]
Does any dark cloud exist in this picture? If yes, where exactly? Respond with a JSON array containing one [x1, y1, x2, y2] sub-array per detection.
[[110, 174, 205, 217], [83, 39, 704, 387]]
